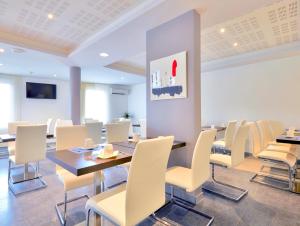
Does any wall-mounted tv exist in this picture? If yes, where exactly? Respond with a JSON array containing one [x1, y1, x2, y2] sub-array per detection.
[[26, 82, 57, 99]]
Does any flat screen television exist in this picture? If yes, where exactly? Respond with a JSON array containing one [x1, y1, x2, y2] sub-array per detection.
[[26, 82, 57, 99]]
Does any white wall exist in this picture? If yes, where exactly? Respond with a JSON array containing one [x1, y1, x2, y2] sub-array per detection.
[[20, 76, 70, 123], [109, 85, 129, 121], [128, 83, 146, 120], [202, 55, 300, 128]]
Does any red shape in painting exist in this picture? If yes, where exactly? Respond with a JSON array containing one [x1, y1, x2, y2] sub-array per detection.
[[172, 59, 177, 77]]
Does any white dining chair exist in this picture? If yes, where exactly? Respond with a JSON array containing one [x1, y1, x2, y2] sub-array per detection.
[[164, 129, 217, 225], [247, 122, 297, 191], [203, 125, 249, 201], [7, 121, 31, 155], [46, 118, 53, 134], [256, 120, 295, 156], [85, 122, 103, 144], [85, 136, 174, 226], [139, 119, 147, 138], [213, 120, 237, 151], [53, 119, 73, 137], [55, 125, 103, 225], [106, 122, 130, 143], [8, 124, 47, 195]]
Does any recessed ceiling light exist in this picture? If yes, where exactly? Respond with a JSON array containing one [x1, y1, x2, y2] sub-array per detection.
[[0, 63, 3, 66], [121, 76, 125, 80], [47, 13, 54, 19], [233, 42, 238, 47], [220, 28, 226, 33], [99, 52, 109, 58], [53, 74, 57, 77], [0, 48, 5, 53]]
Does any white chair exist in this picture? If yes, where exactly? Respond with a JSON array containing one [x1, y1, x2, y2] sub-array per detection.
[[164, 130, 217, 225], [256, 120, 295, 156], [247, 122, 297, 191], [106, 122, 130, 143], [55, 125, 103, 225], [7, 121, 31, 156], [8, 124, 47, 195], [202, 125, 249, 201], [213, 120, 237, 151], [139, 119, 147, 138], [85, 122, 103, 144], [240, 120, 247, 126], [85, 136, 174, 226], [84, 118, 99, 123], [46, 118, 53, 134], [53, 119, 73, 137]]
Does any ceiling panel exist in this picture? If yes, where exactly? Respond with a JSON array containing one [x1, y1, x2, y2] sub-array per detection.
[[202, 0, 300, 62], [0, 0, 145, 54]]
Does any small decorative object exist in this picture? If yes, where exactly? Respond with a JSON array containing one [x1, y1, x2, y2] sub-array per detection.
[[150, 51, 187, 100], [123, 112, 130, 119]]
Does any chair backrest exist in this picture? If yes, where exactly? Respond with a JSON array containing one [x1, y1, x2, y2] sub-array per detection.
[[224, 120, 237, 148], [46, 118, 53, 134], [268, 120, 285, 139], [231, 125, 249, 167], [56, 125, 88, 151], [246, 122, 262, 157], [15, 125, 47, 164], [240, 120, 247, 126], [84, 118, 99, 123], [54, 119, 73, 137], [256, 120, 273, 148], [8, 121, 31, 135], [106, 122, 130, 143], [139, 119, 147, 138], [191, 129, 217, 191], [125, 136, 174, 226], [85, 122, 103, 144]]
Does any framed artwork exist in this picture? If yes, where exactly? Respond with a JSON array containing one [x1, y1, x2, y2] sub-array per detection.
[[150, 51, 187, 100]]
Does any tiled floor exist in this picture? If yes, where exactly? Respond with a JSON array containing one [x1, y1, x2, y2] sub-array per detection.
[[0, 154, 300, 226]]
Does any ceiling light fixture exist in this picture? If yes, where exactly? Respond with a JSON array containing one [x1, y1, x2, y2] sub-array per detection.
[[53, 74, 57, 77], [47, 13, 54, 19], [121, 76, 125, 80], [0, 48, 5, 53], [0, 63, 3, 66], [220, 28, 226, 33], [99, 52, 109, 58], [233, 42, 238, 47]]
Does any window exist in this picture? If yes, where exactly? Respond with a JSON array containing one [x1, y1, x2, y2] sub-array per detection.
[[84, 85, 109, 123], [0, 78, 17, 130]]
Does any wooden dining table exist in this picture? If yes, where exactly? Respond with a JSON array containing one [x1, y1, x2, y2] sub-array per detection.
[[46, 139, 186, 225]]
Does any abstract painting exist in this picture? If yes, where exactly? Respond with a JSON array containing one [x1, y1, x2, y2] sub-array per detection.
[[150, 51, 187, 100]]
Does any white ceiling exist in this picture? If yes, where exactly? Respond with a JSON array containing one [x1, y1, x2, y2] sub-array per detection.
[[1, 0, 299, 84]]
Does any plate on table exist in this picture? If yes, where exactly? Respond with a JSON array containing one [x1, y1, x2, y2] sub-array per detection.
[[97, 151, 119, 159], [78, 144, 99, 150]]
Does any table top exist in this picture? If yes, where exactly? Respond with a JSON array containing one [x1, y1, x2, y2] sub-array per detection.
[[0, 133, 54, 143], [201, 126, 226, 132], [112, 140, 186, 150], [47, 140, 186, 176], [276, 135, 300, 145], [47, 147, 132, 176]]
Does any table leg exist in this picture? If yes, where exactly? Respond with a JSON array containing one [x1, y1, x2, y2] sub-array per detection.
[[93, 170, 104, 226]]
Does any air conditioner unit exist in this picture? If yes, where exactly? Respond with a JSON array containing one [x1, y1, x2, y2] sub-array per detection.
[[111, 88, 129, 95]]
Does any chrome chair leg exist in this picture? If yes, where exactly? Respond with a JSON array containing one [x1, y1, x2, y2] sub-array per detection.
[[55, 193, 89, 225], [86, 208, 91, 226], [202, 164, 248, 202], [154, 186, 214, 226]]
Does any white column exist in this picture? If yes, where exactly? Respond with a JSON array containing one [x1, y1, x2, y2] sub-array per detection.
[[70, 66, 81, 125]]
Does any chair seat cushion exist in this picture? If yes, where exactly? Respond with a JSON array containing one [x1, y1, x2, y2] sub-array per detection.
[[213, 140, 225, 147], [210, 153, 232, 168], [266, 145, 297, 157], [258, 151, 296, 168], [165, 166, 193, 191], [86, 184, 126, 225], [57, 169, 97, 191]]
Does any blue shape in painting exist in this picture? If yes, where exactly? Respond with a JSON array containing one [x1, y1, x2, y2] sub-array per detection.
[[152, 86, 183, 97]]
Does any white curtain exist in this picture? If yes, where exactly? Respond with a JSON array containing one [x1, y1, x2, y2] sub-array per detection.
[[81, 83, 110, 124], [0, 75, 20, 133]]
